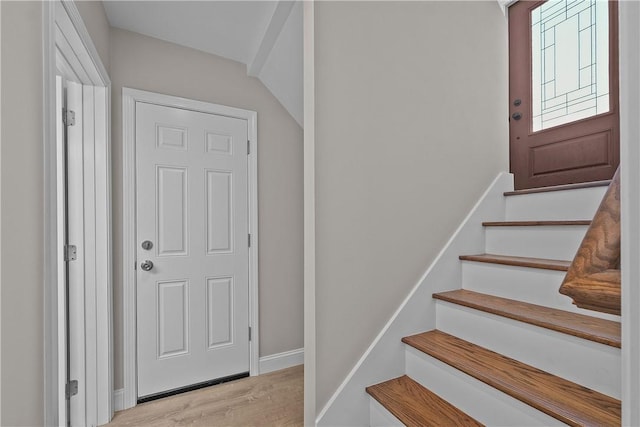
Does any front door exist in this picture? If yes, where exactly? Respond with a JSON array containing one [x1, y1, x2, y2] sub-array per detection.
[[135, 101, 250, 398], [509, 0, 619, 190]]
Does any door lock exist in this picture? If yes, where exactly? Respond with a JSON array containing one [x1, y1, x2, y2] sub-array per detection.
[[511, 112, 522, 121], [141, 240, 153, 250], [140, 260, 154, 272]]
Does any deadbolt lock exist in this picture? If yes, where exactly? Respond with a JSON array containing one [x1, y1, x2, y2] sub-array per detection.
[[141, 240, 153, 250]]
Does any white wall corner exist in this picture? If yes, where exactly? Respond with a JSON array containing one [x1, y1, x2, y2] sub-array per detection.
[[316, 172, 514, 426], [259, 348, 304, 374], [302, 0, 315, 425]]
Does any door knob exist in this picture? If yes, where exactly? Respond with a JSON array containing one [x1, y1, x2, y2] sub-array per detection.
[[140, 260, 154, 271], [512, 112, 522, 121]]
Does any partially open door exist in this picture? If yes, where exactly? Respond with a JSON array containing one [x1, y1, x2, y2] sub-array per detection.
[[509, 0, 619, 190]]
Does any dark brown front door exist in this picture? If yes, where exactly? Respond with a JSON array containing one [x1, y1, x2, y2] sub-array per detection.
[[509, 0, 619, 190]]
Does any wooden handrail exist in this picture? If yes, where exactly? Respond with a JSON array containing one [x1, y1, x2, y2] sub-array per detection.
[[559, 168, 621, 315]]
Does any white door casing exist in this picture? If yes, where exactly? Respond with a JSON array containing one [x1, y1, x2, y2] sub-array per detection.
[[65, 80, 87, 426], [135, 101, 253, 398], [123, 89, 259, 409], [45, 2, 112, 425]]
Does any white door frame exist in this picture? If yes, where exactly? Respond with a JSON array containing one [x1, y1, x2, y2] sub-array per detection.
[[43, 1, 112, 426], [121, 88, 260, 409]]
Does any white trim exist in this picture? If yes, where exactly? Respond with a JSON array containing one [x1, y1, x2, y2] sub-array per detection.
[[247, 1, 296, 77], [259, 349, 304, 374], [619, 1, 640, 425], [0, 2, 3, 424], [316, 172, 513, 426], [122, 88, 260, 410], [302, 2, 316, 425], [54, 0, 108, 86], [497, 0, 518, 16], [43, 3, 59, 425], [44, 1, 112, 426], [113, 389, 125, 413]]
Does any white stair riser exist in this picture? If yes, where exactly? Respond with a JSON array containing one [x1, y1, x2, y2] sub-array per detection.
[[506, 187, 606, 221], [369, 398, 403, 427], [405, 347, 564, 426], [485, 225, 587, 260], [461, 261, 621, 321], [436, 301, 621, 399]]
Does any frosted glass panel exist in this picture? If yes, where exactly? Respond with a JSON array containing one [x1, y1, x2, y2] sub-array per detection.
[[531, 0, 609, 131]]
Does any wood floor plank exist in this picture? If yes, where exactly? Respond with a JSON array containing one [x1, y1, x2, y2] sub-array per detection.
[[366, 375, 483, 427], [433, 289, 620, 347], [104, 365, 303, 427], [459, 254, 571, 271], [402, 331, 621, 427], [482, 220, 591, 226]]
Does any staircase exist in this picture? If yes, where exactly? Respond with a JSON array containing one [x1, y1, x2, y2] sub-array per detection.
[[366, 182, 621, 426]]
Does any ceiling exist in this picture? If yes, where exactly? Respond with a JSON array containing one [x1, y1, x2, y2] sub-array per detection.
[[103, 1, 303, 126]]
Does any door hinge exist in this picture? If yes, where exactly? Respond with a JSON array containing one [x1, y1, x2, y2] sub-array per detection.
[[249, 326, 252, 341], [65, 380, 78, 399], [247, 140, 250, 155], [63, 109, 76, 126], [248, 234, 251, 247], [64, 245, 77, 262]]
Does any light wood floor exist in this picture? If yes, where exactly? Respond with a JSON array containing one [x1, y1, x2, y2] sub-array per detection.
[[105, 365, 303, 427]]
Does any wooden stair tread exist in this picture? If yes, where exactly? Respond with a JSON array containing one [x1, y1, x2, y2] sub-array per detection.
[[366, 375, 483, 427], [482, 220, 591, 227], [433, 289, 620, 347], [402, 330, 621, 426], [504, 180, 611, 196], [459, 254, 571, 271]]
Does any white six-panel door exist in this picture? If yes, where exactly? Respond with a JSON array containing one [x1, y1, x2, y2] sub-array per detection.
[[135, 102, 250, 398]]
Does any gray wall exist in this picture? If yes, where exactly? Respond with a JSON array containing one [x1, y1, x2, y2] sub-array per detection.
[[109, 28, 304, 389], [1, 2, 45, 425], [314, 1, 509, 412]]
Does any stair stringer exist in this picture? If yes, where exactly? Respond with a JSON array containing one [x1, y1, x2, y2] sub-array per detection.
[[316, 172, 513, 426]]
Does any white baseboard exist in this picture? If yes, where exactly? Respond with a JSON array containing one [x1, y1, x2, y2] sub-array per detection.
[[113, 388, 125, 412], [259, 348, 304, 374]]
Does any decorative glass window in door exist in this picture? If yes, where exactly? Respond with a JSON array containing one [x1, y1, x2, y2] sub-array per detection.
[[531, 0, 609, 131]]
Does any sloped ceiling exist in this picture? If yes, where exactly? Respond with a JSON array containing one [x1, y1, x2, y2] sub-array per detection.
[[103, 1, 303, 126]]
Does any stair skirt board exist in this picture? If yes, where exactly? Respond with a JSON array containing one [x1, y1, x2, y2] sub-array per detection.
[[435, 301, 621, 398], [315, 172, 514, 426]]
